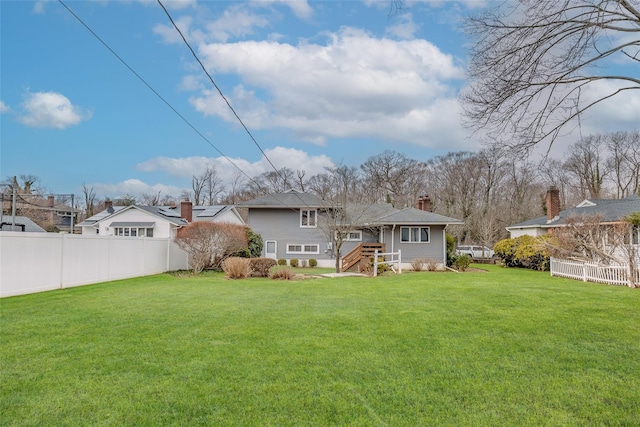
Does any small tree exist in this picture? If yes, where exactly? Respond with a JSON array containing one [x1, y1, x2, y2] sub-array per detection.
[[174, 222, 248, 274]]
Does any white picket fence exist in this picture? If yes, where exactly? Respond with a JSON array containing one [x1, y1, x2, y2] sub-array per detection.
[[0, 232, 189, 298], [550, 257, 639, 287]]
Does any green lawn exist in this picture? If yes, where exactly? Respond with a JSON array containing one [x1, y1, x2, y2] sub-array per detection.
[[2, 265, 639, 426]]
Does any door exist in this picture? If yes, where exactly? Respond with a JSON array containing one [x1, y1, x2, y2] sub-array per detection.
[[265, 240, 277, 259]]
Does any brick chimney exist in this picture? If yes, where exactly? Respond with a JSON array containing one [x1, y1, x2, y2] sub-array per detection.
[[415, 195, 432, 212], [105, 199, 114, 214], [181, 199, 193, 223], [546, 186, 560, 222]]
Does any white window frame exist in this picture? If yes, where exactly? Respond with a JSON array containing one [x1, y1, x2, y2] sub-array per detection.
[[345, 230, 363, 241], [300, 209, 317, 228], [400, 226, 430, 243], [114, 226, 154, 237], [286, 243, 320, 255]]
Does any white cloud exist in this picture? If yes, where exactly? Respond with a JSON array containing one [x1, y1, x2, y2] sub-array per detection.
[[136, 147, 335, 183], [18, 91, 91, 129], [188, 27, 467, 149], [250, 0, 313, 20], [386, 12, 419, 39], [0, 101, 10, 113], [91, 179, 186, 200]]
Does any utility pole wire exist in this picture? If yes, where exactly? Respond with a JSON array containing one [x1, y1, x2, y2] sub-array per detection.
[[155, 0, 282, 177]]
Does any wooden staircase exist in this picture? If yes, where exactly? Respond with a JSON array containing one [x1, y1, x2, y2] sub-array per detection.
[[341, 243, 385, 272]]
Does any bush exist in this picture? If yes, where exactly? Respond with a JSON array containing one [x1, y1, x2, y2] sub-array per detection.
[[270, 266, 295, 280], [299, 259, 308, 268], [494, 236, 550, 271], [249, 258, 277, 277], [369, 257, 388, 275], [277, 258, 287, 266], [453, 254, 471, 271], [308, 259, 318, 268], [289, 259, 299, 268], [174, 222, 249, 274], [222, 257, 251, 279], [411, 258, 426, 272]]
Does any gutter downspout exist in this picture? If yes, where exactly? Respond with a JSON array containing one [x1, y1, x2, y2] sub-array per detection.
[[391, 224, 396, 254]]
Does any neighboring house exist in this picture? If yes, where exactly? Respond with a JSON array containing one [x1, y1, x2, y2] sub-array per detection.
[[76, 200, 245, 238], [0, 215, 47, 232], [238, 190, 463, 269], [1, 194, 77, 232], [507, 187, 640, 241]]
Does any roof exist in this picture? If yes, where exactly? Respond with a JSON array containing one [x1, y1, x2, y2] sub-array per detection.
[[0, 215, 47, 232], [237, 189, 328, 208], [77, 205, 188, 228], [373, 207, 465, 225], [240, 191, 464, 226], [507, 193, 640, 230]]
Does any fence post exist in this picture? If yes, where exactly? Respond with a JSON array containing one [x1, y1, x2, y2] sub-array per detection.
[[398, 249, 402, 274], [582, 261, 587, 282], [374, 249, 378, 277]]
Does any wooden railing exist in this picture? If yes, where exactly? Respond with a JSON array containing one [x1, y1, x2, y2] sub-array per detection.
[[341, 243, 385, 272]]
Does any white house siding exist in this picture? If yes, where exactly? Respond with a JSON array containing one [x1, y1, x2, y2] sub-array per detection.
[[248, 208, 331, 261], [94, 209, 176, 238], [508, 228, 548, 238]]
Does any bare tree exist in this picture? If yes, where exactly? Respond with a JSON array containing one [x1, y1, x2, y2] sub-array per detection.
[[606, 130, 640, 198], [361, 150, 427, 207], [462, 0, 640, 151], [81, 183, 97, 217], [139, 191, 162, 206], [565, 135, 610, 199]]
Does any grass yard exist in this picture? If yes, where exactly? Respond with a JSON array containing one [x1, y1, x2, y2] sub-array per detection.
[[1, 265, 639, 426]]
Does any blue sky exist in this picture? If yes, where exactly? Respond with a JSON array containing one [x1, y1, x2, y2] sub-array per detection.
[[1, 0, 638, 200]]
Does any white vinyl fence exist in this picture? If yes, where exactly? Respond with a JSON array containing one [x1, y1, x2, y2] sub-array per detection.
[[550, 257, 639, 287], [0, 232, 188, 298]]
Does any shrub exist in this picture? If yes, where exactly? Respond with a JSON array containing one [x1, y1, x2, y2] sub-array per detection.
[[245, 229, 264, 258], [222, 257, 251, 279], [270, 266, 295, 280], [426, 258, 439, 271], [308, 259, 318, 268], [453, 254, 471, 271], [369, 257, 388, 275], [277, 258, 287, 266], [299, 259, 308, 268], [289, 259, 299, 268], [411, 258, 426, 272], [249, 258, 277, 277], [174, 222, 248, 274], [494, 236, 550, 271]]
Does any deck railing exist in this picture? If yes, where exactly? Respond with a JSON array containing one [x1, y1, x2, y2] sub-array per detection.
[[341, 243, 385, 272]]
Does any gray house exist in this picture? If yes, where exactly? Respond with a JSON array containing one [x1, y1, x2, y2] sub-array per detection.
[[238, 190, 463, 270], [507, 187, 640, 239]]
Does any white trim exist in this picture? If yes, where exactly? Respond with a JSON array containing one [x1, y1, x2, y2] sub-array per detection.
[[265, 240, 277, 259], [300, 209, 317, 228], [400, 226, 430, 243], [286, 243, 320, 255]]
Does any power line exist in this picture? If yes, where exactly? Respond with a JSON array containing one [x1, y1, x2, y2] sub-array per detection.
[[155, 0, 282, 177], [57, 0, 260, 190]]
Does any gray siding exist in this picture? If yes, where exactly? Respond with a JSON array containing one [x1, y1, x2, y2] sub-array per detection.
[[248, 208, 331, 260], [383, 224, 447, 264]]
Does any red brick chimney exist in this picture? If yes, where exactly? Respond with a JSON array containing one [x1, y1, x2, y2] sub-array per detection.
[[546, 186, 560, 222], [415, 195, 432, 212], [181, 199, 193, 223]]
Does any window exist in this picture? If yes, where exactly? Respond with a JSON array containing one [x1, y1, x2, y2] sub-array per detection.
[[300, 209, 317, 227], [114, 227, 153, 237], [400, 226, 430, 243], [337, 230, 362, 241], [286, 244, 320, 254]]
